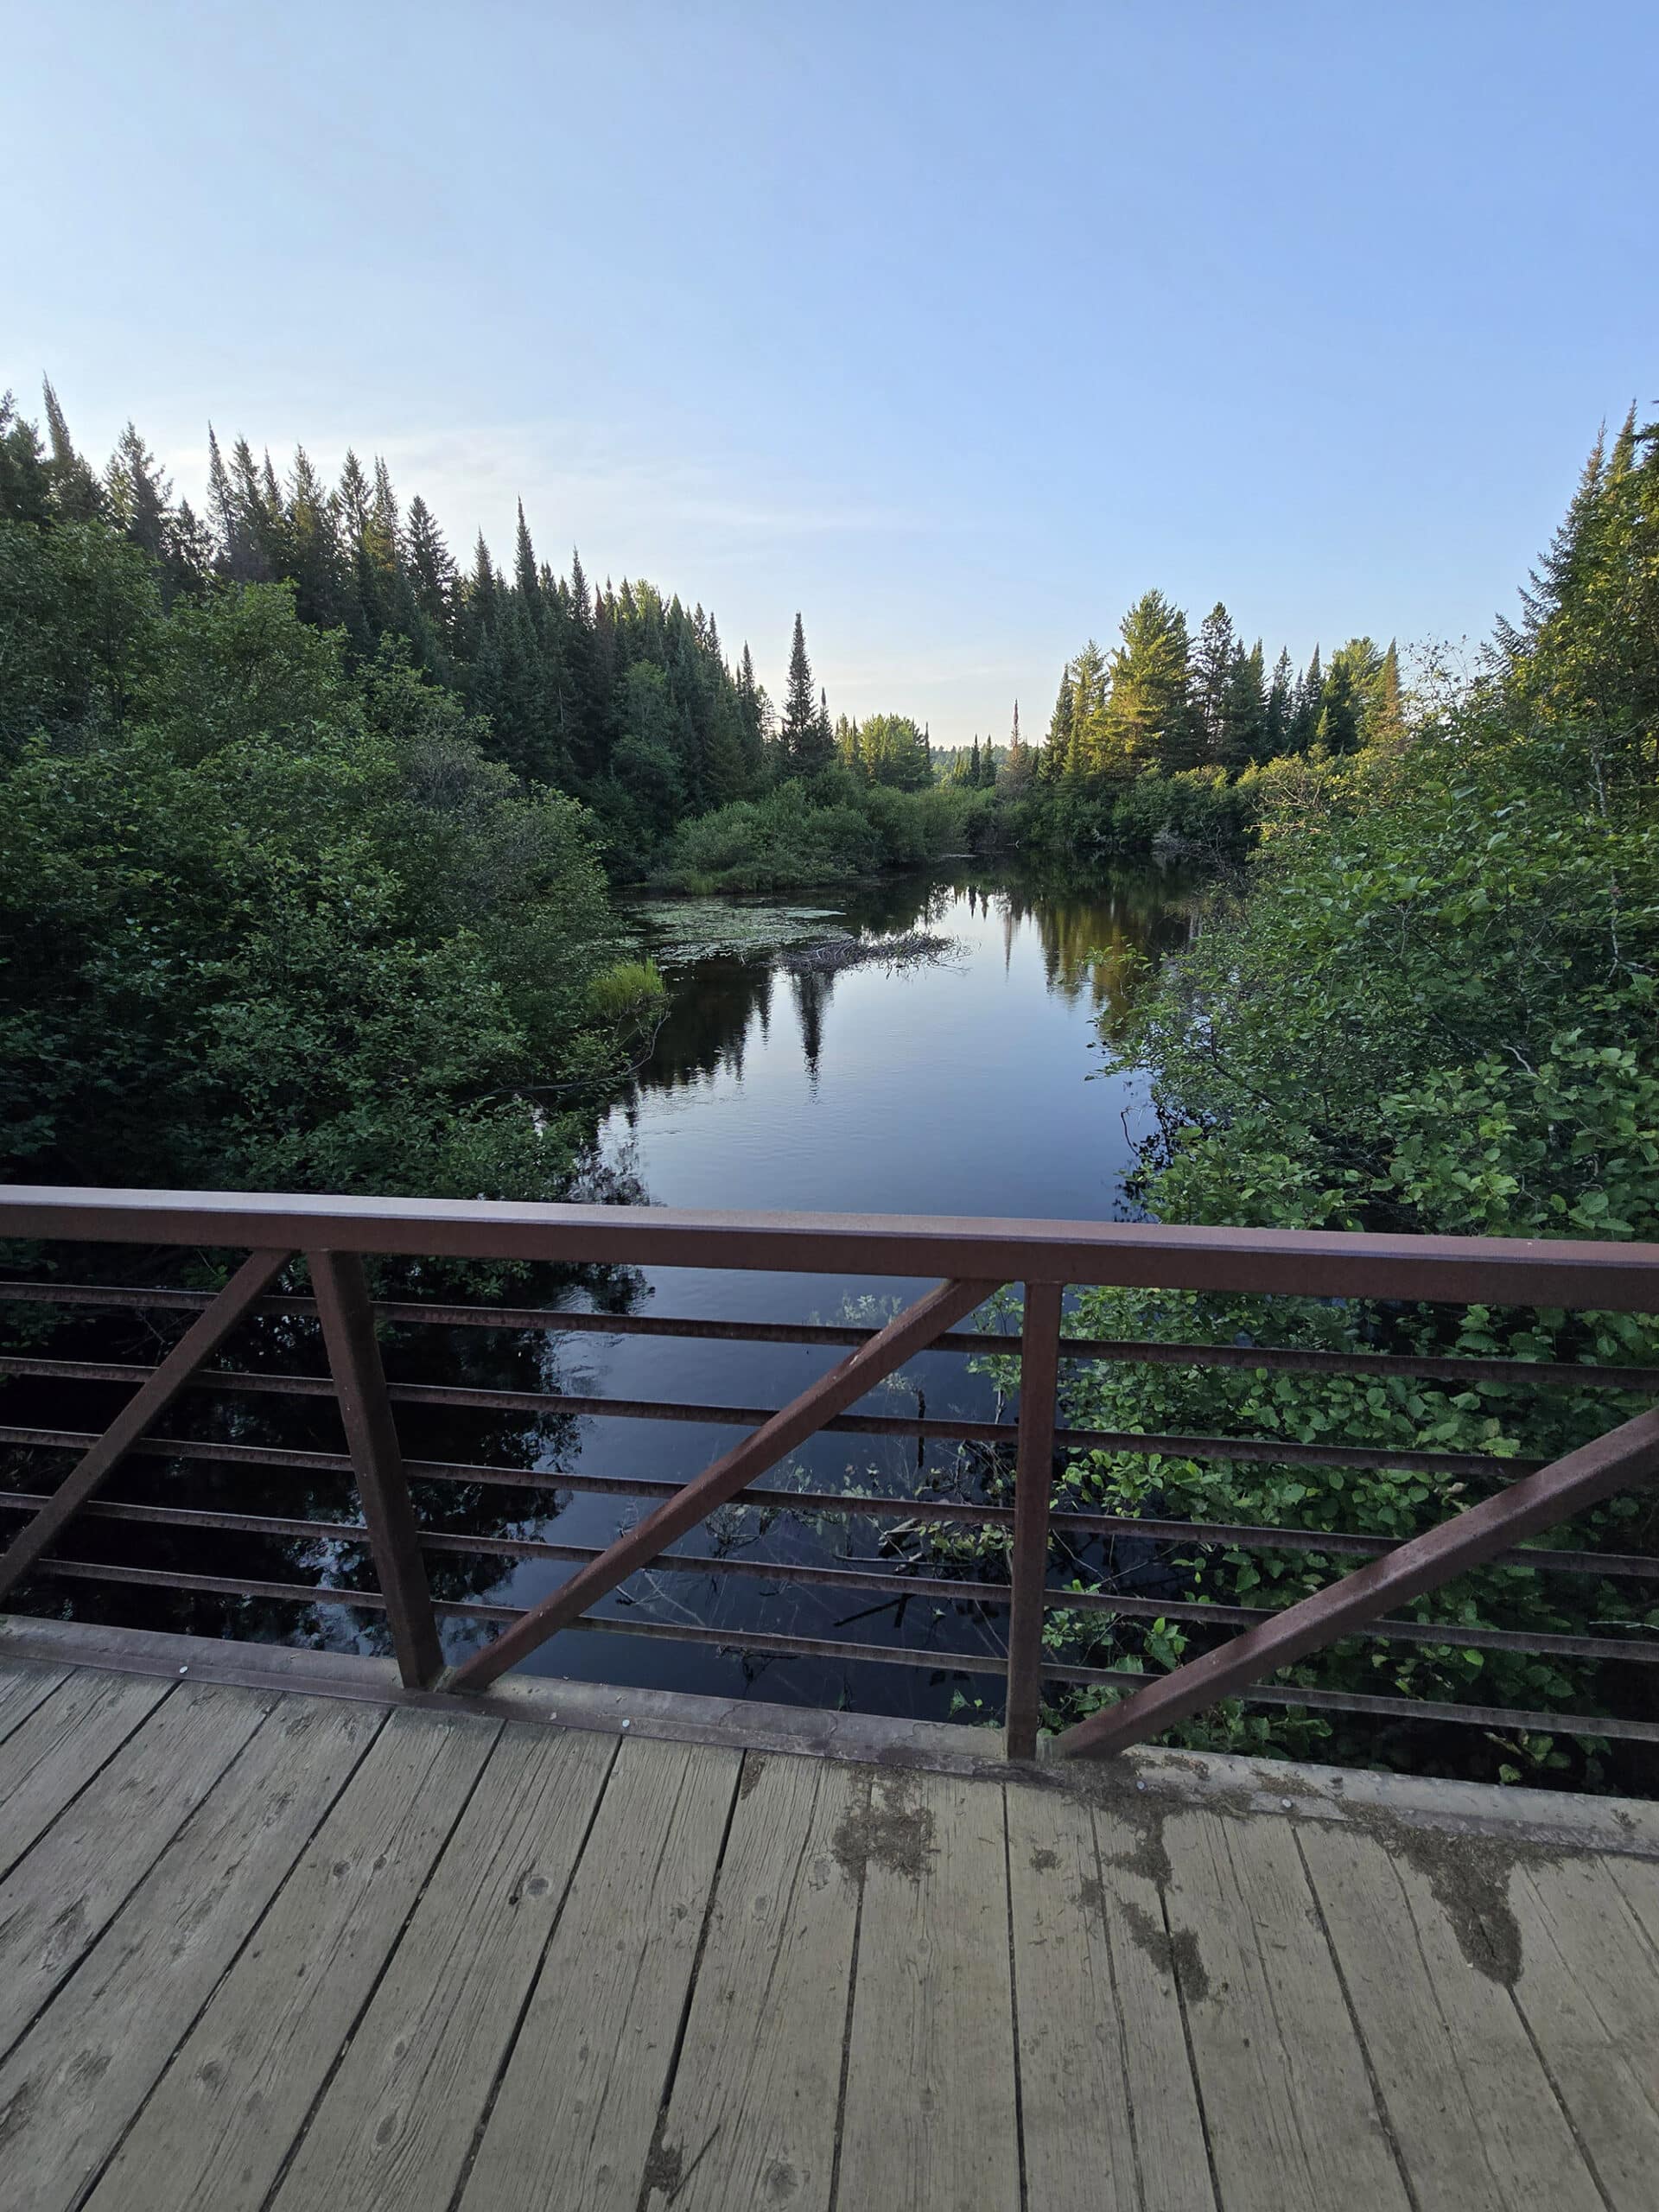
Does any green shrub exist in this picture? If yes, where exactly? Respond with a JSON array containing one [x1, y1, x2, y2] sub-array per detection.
[[652, 773, 995, 891]]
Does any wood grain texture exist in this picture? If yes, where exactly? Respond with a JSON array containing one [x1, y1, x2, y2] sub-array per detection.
[[0, 1679, 270, 2056], [1161, 1808, 1411, 2212], [86, 1706, 499, 2212], [1088, 1798, 1218, 2212], [0, 1694, 376, 2212], [269, 1719, 616, 2212], [0, 1669, 168, 1877], [459, 1732, 741, 2212], [1509, 1851, 1659, 2210], [1005, 1786, 1217, 2212], [0, 1661, 68, 1747], [837, 1766, 1020, 2212], [644, 1751, 861, 2212], [1298, 1821, 1601, 2212], [1, 1656, 1655, 2212], [1007, 1784, 1141, 2211], [1603, 1848, 1659, 1955]]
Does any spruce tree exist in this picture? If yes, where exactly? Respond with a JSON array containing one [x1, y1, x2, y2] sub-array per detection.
[[229, 438, 278, 582], [1044, 669, 1075, 779], [780, 613, 831, 774], [1101, 594, 1193, 775], [41, 379, 103, 520], [0, 392, 50, 524], [404, 497, 457, 634], [1319, 639, 1382, 753], [104, 423, 173, 566], [569, 546, 592, 626], [1289, 646, 1324, 752], [513, 500, 540, 614], [170, 499, 213, 594], [1193, 602, 1240, 767], [1264, 646, 1294, 757], [1497, 408, 1659, 751], [1375, 639, 1404, 742], [735, 641, 769, 783], [1225, 639, 1267, 767], [285, 446, 346, 629]]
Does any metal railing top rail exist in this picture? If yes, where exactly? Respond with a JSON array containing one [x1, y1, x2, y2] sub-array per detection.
[[5, 1184, 1659, 1306]]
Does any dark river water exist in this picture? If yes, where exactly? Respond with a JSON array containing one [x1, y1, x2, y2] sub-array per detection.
[[7, 861, 1198, 1721]]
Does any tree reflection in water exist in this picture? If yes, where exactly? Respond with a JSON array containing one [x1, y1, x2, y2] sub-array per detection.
[[3, 861, 1198, 1716]]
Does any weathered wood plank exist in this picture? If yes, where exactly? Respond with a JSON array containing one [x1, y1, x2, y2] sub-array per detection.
[[1088, 1796, 1217, 2212], [1007, 1783, 1139, 2210], [1162, 1808, 1410, 2212], [0, 1661, 68, 1746], [0, 1669, 171, 1877], [0, 1694, 377, 2212], [1508, 1851, 1659, 2210], [0, 1679, 270, 2056], [1006, 1783, 1215, 2212], [1299, 1820, 1602, 2211], [86, 1706, 499, 2212], [643, 1751, 861, 2212], [1602, 1849, 1659, 1955], [458, 1733, 741, 2212], [270, 1719, 617, 2212], [837, 1767, 1020, 2212]]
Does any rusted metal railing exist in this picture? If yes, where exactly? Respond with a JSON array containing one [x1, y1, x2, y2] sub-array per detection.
[[2, 1185, 1658, 1763]]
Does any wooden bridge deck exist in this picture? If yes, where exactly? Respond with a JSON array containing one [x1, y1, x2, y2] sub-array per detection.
[[2, 1638, 1657, 2211]]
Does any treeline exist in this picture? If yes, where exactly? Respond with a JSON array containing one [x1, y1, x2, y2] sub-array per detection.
[[981, 592, 1409, 863], [0, 387, 678, 1198], [6, 384, 778, 852], [1033, 408, 1659, 1786], [1044, 595, 1402, 781], [3, 383, 1000, 888]]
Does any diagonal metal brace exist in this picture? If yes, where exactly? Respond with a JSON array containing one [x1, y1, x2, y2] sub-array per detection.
[[0, 1248, 293, 1604], [1053, 1400, 1659, 1758], [446, 1274, 999, 1693]]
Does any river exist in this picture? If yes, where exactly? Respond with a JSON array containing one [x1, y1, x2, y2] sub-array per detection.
[[7, 860, 1199, 1722], [491, 859, 1198, 1714]]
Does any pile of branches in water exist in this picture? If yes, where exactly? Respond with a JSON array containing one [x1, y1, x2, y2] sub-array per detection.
[[780, 930, 958, 975]]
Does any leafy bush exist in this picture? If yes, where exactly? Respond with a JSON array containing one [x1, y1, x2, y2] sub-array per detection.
[[0, 563, 626, 1198], [1004, 763, 1260, 862], [651, 774, 992, 890], [1019, 690, 1659, 1784]]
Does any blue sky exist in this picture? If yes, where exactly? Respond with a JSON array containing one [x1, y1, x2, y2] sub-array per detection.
[[6, 3, 1655, 742]]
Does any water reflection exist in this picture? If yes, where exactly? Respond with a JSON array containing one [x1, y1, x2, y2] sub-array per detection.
[[628, 863, 1196, 1052], [3, 860, 1198, 1719]]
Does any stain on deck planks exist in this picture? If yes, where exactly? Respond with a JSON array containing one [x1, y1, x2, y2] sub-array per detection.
[[836, 1767, 1020, 2211]]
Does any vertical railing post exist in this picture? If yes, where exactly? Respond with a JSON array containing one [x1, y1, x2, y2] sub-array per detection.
[[1005, 1279, 1063, 1761], [308, 1249, 442, 1688]]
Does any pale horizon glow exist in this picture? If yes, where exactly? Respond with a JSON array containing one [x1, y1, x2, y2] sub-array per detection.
[[5, 3, 1656, 742]]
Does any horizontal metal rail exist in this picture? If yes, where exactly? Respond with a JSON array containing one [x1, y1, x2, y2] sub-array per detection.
[[0, 1357, 1546, 1480], [3, 1424, 1655, 1580], [6, 1277, 1659, 1391], [6, 1485, 1654, 1664], [23, 1552, 1659, 1745], [7, 1185, 1659, 1305]]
